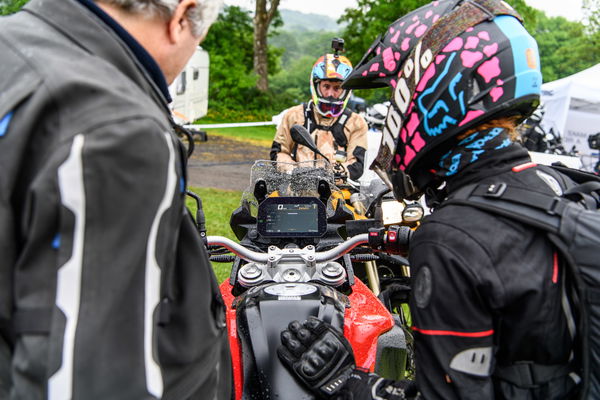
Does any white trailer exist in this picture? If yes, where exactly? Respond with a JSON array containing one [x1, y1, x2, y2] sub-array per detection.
[[169, 46, 209, 125]]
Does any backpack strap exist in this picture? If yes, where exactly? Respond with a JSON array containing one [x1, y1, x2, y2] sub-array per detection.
[[303, 102, 352, 150], [494, 362, 575, 389], [330, 108, 352, 150], [550, 164, 600, 186], [546, 164, 600, 208], [446, 180, 584, 392], [446, 182, 563, 234]]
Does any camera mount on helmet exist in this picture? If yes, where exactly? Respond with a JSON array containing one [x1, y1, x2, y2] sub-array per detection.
[[331, 37, 345, 56]]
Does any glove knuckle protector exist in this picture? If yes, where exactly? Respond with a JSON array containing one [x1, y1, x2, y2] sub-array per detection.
[[279, 318, 356, 397]]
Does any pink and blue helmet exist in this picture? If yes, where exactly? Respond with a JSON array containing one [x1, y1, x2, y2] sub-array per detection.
[[342, 0, 542, 199], [310, 54, 354, 118]]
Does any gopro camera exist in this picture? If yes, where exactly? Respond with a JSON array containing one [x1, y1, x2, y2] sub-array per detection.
[[332, 37, 345, 55]]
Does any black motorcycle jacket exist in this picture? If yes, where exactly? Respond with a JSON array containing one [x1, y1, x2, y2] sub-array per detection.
[[0, 0, 231, 399], [409, 145, 578, 399]]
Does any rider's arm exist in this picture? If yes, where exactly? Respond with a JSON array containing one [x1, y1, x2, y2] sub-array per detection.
[[409, 223, 497, 400], [343, 113, 368, 180]]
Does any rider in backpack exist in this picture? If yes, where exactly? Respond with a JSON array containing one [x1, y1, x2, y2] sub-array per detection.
[[277, 1, 584, 399], [270, 40, 368, 181]]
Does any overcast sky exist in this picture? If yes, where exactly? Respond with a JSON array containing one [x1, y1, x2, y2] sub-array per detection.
[[223, 0, 586, 22]]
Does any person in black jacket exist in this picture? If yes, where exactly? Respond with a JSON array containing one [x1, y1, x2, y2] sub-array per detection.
[[278, 1, 580, 399], [0, 0, 231, 398]]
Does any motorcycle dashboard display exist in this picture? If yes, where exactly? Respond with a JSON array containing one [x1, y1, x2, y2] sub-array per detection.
[[257, 197, 327, 238]]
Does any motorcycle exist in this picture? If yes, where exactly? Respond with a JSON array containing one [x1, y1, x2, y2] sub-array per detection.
[[200, 127, 416, 399], [517, 105, 578, 157]]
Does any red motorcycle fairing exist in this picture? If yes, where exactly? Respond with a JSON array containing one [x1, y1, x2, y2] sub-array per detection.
[[220, 278, 394, 400]]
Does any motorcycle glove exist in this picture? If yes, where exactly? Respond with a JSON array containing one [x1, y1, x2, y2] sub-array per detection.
[[278, 316, 356, 397], [335, 369, 419, 400]]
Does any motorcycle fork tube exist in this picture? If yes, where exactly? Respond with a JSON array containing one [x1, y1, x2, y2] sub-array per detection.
[[402, 265, 411, 277], [365, 261, 381, 296]]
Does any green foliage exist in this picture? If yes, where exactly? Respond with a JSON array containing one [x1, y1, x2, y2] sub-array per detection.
[[338, 0, 430, 64], [202, 108, 275, 123], [202, 6, 286, 115], [337, 0, 430, 102], [0, 0, 28, 15], [270, 54, 314, 104], [201, 125, 275, 146], [534, 14, 595, 81], [583, 0, 600, 34], [270, 30, 346, 105], [336, 0, 600, 89]]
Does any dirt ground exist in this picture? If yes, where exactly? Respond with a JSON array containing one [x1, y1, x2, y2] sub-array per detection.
[[186, 134, 271, 191]]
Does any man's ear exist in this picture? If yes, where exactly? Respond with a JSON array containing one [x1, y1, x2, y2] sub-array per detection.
[[167, 0, 197, 44]]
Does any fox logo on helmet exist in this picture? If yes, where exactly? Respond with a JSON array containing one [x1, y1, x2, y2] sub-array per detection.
[[342, 0, 541, 198]]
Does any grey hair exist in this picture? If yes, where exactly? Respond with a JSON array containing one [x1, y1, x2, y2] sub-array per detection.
[[97, 0, 222, 38]]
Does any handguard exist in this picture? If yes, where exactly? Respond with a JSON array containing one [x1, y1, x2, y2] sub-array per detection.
[[278, 316, 356, 397]]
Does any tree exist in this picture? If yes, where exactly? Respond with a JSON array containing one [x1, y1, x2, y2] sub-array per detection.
[[201, 5, 284, 113], [583, 0, 600, 33], [253, 0, 281, 92], [201, 6, 257, 108], [339, 0, 430, 63]]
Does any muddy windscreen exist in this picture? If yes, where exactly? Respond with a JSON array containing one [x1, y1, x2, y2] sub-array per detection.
[[241, 160, 339, 217]]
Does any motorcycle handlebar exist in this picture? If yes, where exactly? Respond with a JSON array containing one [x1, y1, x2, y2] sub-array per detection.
[[206, 234, 370, 264]]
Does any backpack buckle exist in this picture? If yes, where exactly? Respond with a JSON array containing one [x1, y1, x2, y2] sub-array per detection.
[[547, 197, 561, 215], [484, 183, 506, 198]]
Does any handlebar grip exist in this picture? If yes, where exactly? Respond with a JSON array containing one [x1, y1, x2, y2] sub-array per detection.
[[368, 225, 412, 256]]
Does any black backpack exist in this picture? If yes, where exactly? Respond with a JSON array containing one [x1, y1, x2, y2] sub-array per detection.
[[443, 164, 600, 399]]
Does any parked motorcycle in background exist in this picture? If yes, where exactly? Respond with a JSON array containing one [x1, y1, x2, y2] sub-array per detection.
[[518, 104, 578, 157]]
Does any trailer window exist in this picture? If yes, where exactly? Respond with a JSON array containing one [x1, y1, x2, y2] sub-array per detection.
[[176, 71, 187, 95]]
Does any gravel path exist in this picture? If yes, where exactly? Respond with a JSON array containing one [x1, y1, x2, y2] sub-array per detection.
[[186, 134, 271, 191]]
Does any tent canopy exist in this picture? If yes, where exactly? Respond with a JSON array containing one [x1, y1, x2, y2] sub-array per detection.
[[539, 64, 600, 171]]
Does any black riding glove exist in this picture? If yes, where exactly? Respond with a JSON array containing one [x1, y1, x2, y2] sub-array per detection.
[[278, 316, 356, 397], [278, 317, 419, 399], [339, 369, 419, 400]]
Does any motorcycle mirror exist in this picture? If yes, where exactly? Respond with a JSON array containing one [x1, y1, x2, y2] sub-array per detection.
[[402, 202, 424, 223], [290, 124, 329, 161]]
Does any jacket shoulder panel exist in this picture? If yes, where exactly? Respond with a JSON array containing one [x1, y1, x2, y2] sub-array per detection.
[[0, 35, 43, 125]]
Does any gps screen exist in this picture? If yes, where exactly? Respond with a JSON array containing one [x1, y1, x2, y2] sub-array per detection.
[[257, 197, 326, 237]]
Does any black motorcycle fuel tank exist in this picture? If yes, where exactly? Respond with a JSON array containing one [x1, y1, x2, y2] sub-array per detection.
[[235, 282, 348, 399]]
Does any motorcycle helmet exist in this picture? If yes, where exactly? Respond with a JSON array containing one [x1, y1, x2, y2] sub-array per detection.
[[310, 54, 354, 118], [342, 0, 542, 200], [366, 102, 390, 129]]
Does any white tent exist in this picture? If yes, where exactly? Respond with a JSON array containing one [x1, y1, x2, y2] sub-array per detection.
[[540, 64, 600, 171]]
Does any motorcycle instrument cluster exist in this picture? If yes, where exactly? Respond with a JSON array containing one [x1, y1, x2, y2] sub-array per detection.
[[257, 197, 327, 238]]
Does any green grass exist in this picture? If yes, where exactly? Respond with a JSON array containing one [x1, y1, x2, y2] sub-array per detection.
[[186, 186, 243, 283], [202, 125, 276, 146]]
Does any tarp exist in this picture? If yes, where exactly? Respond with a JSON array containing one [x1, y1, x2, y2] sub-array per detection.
[[540, 64, 600, 171]]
